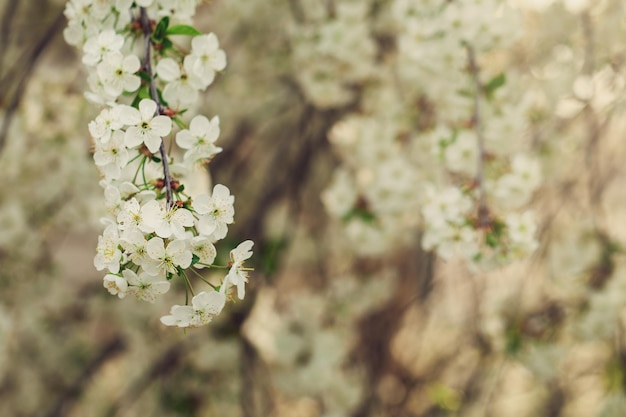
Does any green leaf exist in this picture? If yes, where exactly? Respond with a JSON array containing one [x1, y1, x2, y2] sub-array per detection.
[[484, 72, 506, 97], [505, 323, 522, 355], [137, 70, 151, 82], [151, 156, 162, 163], [161, 37, 173, 52], [156, 88, 168, 107], [131, 85, 150, 107], [137, 85, 151, 100], [341, 207, 376, 224], [152, 16, 170, 42], [172, 116, 187, 130], [166, 24, 202, 36], [427, 382, 461, 411], [485, 231, 499, 248], [191, 254, 200, 266], [261, 238, 288, 275]]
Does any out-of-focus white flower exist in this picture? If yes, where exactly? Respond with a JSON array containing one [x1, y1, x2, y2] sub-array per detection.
[[82, 29, 124, 66], [444, 130, 478, 176]]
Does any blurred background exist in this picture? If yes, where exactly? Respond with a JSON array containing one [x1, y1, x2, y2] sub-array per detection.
[[3, 0, 626, 416]]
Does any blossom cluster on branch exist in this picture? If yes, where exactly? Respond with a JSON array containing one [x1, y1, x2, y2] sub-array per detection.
[[64, 0, 252, 328], [305, 0, 541, 267]]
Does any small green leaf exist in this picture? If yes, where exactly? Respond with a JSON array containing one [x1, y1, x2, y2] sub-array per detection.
[[172, 116, 187, 130], [137, 70, 151, 82], [427, 382, 461, 411], [156, 88, 168, 107], [177, 184, 185, 193], [137, 85, 151, 100], [152, 16, 170, 42], [151, 156, 162, 163], [484, 72, 506, 97], [131, 86, 150, 107], [191, 254, 200, 265], [505, 323, 522, 355], [166, 24, 202, 36], [161, 37, 173, 51], [485, 231, 499, 248], [341, 207, 376, 224]]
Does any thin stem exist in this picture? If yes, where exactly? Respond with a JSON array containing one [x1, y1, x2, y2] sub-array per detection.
[[189, 267, 218, 290], [197, 263, 229, 269], [466, 44, 490, 227], [181, 270, 196, 297], [141, 157, 148, 187], [139, 7, 174, 209], [132, 156, 145, 183]]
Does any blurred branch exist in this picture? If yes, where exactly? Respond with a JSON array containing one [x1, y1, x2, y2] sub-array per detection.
[[465, 43, 490, 228], [43, 336, 126, 417], [352, 247, 435, 417], [0, 0, 19, 72], [240, 338, 274, 417], [0, 9, 65, 155], [287, 0, 305, 23], [104, 341, 191, 417]]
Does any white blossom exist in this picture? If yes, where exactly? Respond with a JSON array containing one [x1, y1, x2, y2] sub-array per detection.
[[103, 273, 128, 298], [141, 200, 194, 239], [193, 184, 234, 239], [186, 33, 227, 86], [144, 237, 192, 276], [123, 269, 170, 303], [97, 52, 141, 97], [94, 224, 123, 273], [93, 129, 129, 179], [82, 29, 124, 66], [222, 240, 254, 300], [121, 99, 172, 153], [175, 115, 222, 163], [160, 291, 226, 327]]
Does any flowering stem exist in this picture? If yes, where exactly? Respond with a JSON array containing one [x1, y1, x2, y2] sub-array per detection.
[[181, 270, 196, 297], [139, 7, 174, 209], [466, 44, 490, 227]]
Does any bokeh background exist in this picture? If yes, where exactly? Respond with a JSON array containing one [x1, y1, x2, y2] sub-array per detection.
[[3, 0, 626, 416]]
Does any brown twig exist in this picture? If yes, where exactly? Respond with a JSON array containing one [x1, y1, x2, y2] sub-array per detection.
[[0, 10, 65, 155], [139, 7, 174, 208], [465, 44, 490, 228]]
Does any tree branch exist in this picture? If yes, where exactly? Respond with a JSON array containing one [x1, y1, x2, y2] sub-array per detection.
[[139, 7, 174, 208], [466, 44, 490, 227]]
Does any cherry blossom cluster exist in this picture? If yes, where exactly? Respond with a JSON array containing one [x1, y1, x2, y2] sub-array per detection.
[[64, 0, 252, 327], [317, 0, 541, 267], [287, 2, 376, 109]]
